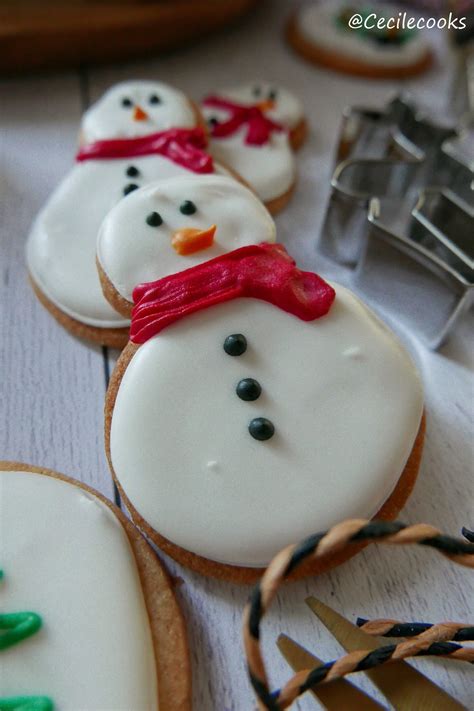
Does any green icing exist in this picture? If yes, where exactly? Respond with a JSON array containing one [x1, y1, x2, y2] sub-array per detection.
[[0, 574, 53, 709], [0, 612, 42, 651], [0, 698, 53, 711]]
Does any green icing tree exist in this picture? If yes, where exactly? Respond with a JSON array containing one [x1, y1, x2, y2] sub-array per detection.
[[0, 612, 42, 651], [0, 571, 53, 710], [0, 698, 53, 711]]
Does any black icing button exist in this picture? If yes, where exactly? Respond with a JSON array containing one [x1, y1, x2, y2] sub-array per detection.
[[208, 116, 219, 127], [123, 183, 139, 196], [126, 165, 140, 178], [223, 334, 247, 356], [236, 378, 261, 402], [179, 199, 197, 215], [249, 417, 275, 441], [146, 211, 163, 227]]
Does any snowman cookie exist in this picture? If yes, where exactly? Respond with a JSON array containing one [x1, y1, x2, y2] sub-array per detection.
[[102, 178, 424, 582], [201, 82, 306, 213], [27, 91, 238, 347], [287, 2, 432, 79], [97, 174, 276, 319], [81, 80, 201, 143], [0, 462, 191, 711]]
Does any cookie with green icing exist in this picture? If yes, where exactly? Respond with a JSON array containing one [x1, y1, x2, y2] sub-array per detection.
[[287, 1, 432, 79], [0, 463, 191, 711]]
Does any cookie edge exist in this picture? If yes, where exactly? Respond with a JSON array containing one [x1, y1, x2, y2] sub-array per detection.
[[0, 460, 192, 711], [29, 274, 130, 349]]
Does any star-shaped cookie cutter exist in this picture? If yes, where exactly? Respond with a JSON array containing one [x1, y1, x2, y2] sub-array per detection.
[[319, 96, 473, 349]]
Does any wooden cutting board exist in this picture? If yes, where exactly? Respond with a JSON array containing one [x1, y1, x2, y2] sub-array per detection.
[[0, 0, 259, 74]]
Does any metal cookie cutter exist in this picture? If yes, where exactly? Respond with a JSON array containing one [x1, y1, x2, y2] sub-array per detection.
[[318, 96, 473, 348]]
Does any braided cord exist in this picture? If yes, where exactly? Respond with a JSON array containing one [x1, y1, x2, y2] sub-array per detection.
[[243, 519, 474, 710], [357, 618, 474, 642]]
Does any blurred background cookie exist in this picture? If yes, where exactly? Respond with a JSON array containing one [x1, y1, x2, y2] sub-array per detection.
[[287, 1, 432, 78]]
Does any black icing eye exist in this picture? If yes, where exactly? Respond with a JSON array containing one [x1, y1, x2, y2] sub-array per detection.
[[249, 417, 275, 441], [126, 165, 140, 177], [252, 86, 262, 97], [149, 94, 161, 105], [121, 97, 133, 108], [146, 211, 163, 227], [223, 334, 247, 356], [236, 378, 261, 401], [180, 200, 197, 215], [123, 183, 139, 196], [268, 89, 277, 101], [208, 116, 219, 127]]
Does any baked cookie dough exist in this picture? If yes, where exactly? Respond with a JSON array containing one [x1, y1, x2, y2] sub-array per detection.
[[287, 2, 432, 79], [0, 462, 191, 710], [27, 82, 233, 347], [99, 175, 424, 582], [201, 82, 307, 212]]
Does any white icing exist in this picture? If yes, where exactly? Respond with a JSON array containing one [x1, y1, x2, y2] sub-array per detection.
[[82, 80, 196, 142], [27, 158, 233, 329], [201, 94, 297, 203], [296, 2, 429, 68], [213, 82, 305, 129], [109, 287, 424, 567], [202, 121, 296, 203], [0, 470, 158, 710], [97, 174, 276, 303]]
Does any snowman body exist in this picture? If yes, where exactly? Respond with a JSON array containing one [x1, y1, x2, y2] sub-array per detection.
[[0, 469, 157, 710], [202, 82, 305, 204], [27, 156, 229, 329], [110, 290, 423, 567]]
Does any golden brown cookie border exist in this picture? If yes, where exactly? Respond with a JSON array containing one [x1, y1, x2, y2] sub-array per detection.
[[29, 274, 130, 349]]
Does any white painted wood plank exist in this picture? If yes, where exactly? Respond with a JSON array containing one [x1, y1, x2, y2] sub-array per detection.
[[0, 73, 113, 497], [89, 4, 474, 705]]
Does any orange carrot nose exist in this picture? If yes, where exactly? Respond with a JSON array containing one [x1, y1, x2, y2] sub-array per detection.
[[133, 105, 149, 121], [255, 99, 275, 112], [171, 225, 216, 255]]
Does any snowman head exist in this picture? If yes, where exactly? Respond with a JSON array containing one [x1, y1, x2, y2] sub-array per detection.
[[204, 81, 304, 130], [97, 174, 276, 312], [82, 81, 197, 142]]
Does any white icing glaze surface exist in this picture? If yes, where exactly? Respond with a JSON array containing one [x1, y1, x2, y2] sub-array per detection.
[[0, 469, 158, 710], [81, 80, 196, 142], [97, 174, 276, 303], [201, 100, 296, 202], [110, 287, 424, 567], [27, 158, 233, 328], [296, 2, 429, 68]]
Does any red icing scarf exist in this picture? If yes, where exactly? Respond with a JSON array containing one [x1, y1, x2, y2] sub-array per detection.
[[131, 243, 335, 344], [203, 96, 284, 146], [76, 127, 214, 173]]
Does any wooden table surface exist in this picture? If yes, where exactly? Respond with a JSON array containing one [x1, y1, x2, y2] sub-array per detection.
[[1, 2, 473, 708]]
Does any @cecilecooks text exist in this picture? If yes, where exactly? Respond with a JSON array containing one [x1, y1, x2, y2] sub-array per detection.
[[347, 11, 467, 31]]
